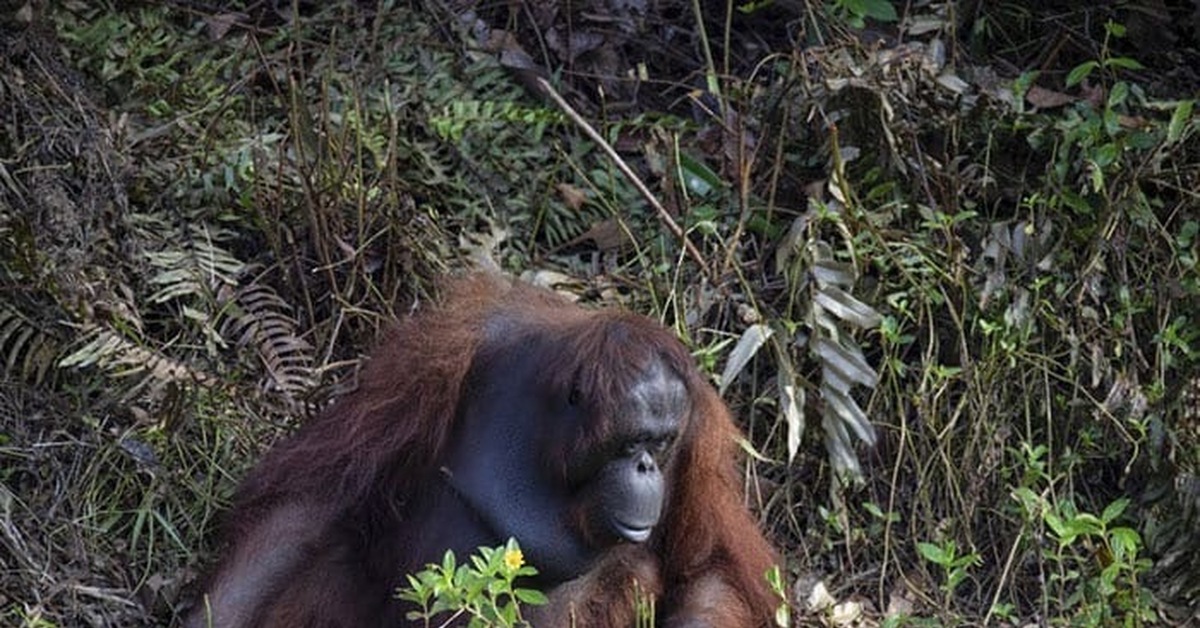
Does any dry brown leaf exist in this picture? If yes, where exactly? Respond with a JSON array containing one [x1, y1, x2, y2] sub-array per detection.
[[1025, 85, 1075, 109], [555, 182, 588, 211], [205, 13, 244, 40], [576, 218, 628, 251]]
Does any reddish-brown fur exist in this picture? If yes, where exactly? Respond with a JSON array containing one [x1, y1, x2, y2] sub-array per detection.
[[188, 274, 779, 627]]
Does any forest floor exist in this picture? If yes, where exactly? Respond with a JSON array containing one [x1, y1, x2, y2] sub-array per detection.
[[2, 1, 1199, 626]]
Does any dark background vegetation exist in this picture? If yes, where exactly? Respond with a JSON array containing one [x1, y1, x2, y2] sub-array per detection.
[[1, 0, 1198, 625]]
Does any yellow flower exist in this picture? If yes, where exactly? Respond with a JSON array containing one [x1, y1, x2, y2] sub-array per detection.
[[503, 548, 524, 571]]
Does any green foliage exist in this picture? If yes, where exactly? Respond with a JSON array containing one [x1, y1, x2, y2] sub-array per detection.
[[711, 145, 884, 483], [827, 0, 898, 28], [743, 6, 1196, 622], [54, 5, 246, 117], [766, 565, 792, 627], [3, 606, 59, 628], [1063, 21, 1145, 88], [397, 539, 548, 628], [398, 549, 792, 628], [1021, 22, 1193, 227], [917, 538, 981, 605], [631, 579, 657, 628], [431, 100, 563, 144], [1011, 488, 1155, 625], [6, 0, 1199, 624]]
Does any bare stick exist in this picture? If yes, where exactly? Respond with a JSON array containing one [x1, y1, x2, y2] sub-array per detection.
[[534, 77, 712, 281]]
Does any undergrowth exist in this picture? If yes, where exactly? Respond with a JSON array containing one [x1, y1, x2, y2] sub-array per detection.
[[0, 1, 1196, 626]]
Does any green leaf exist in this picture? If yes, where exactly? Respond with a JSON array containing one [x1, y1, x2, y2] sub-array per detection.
[[1011, 487, 1043, 517], [1012, 71, 1040, 107], [950, 552, 981, 569], [1168, 99, 1194, 144], [515, 565, 539, 578], [678, 152, 724, 197], [1178, 220, 1199, 247], [1073, 513, 1104, 531], [737, 1, 777, 14], [504, 603, 521, 625], [1101, 497, 1129, 524], [1106, 81, 1129, 109], [1044, 512, 1068, 540], [1103, 56, 1144, 71], [1090, 163, 1106, 193], [514, 588, 549, 605], [917, 541, 950, 565], [1108, 526, 1141, 561], [1066, 61, 1098, 87], [1092, 143, 1119, 169], [861, 0, 898, 21], [1060, 189, 1093, 215]]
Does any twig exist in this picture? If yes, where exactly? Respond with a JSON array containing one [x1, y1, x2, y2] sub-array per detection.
[[533, 77, 713, 282]]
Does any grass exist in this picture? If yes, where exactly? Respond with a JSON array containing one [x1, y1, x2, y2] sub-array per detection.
[[0, 1, 1196, 625]]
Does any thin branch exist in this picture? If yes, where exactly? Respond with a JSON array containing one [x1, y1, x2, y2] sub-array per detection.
[[533, 76, 713, 282]]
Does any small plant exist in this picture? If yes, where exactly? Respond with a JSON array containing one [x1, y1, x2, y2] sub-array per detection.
[[1064, 20, 1144, 89], [6, 606, 58, 628], [397, 539, 548, 628], [1012, 490, 1155, 625], [766, 565, 792, 627], [917, 537, 981, 608], [632, 579, 656, 628]]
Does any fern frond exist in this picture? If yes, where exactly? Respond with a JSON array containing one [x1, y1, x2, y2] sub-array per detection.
[[58, 325, 213, 388], [221, 284, 316, 409], [146, 237, 245, 304], [0, 306, 62, 385]]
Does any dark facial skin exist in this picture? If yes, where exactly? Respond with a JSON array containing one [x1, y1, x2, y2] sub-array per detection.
[[576, 359, 686, 545], [441, 331, 688, 584]]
